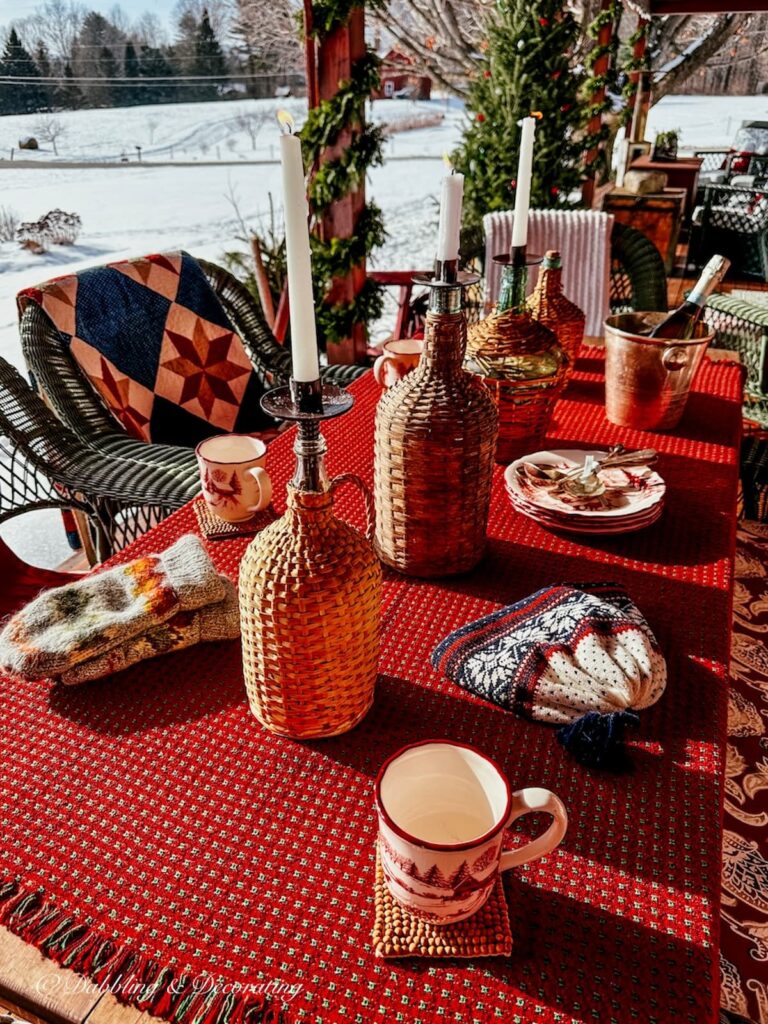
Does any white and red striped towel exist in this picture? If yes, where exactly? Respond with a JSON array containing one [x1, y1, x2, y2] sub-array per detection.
[[483, 209, 615, 337]]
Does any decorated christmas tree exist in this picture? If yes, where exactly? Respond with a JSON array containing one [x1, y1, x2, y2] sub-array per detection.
[[453, 0, 587, 256]]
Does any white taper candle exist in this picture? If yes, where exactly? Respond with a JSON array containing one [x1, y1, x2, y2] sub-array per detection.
[[436, 171, 464, 262], [511, 117, 536, 249], [278, 121, 320, 383]]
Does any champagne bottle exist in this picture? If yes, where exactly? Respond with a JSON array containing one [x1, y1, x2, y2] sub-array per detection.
[[648, 255, 730, 339]]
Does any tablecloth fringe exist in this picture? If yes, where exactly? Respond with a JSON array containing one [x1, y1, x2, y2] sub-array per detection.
[[0, 878, 284, 1024]]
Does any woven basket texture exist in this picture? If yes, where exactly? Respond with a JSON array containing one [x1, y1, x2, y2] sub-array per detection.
[[372, 844, 512, 958], [468, 309, 569, 464], [373, 309, 499, 578], [528, 257, 586, 367], [239, 481, 381, 738]]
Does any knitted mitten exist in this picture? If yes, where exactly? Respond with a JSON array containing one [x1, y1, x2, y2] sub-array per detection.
[[60, 578, 239, 686], [0, 535, 225, 680]]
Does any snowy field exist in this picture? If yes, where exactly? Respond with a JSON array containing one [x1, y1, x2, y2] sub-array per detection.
[[2, 93, 766, 366], [0, 95, 463, 369], [0, 92, 765, 564]]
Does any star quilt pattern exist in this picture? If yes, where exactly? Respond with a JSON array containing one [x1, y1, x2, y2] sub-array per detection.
[[18, 252, 273, 446]]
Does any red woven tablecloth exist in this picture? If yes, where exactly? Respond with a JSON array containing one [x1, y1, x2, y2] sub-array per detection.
[[0, 350, 743, 1024]]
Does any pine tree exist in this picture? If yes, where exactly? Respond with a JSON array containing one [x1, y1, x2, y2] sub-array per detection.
[[34, 42, 54, 110], [96, 46, 120, 106], [0, 29, 47, 115], [124, 42, 141, 105], [452, 0, 587, 258], [139, 46, 180, 104], [60, 63, 83, 110], [193, 9, 228, 101]]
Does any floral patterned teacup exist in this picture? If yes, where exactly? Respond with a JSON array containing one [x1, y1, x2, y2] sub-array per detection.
[[375, 739, 568, 924], [196, 434, 272, 523], [373, 338, 424, 388]]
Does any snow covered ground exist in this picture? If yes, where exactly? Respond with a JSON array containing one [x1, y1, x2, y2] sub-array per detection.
[[0, 92, 765, 565], [2, 93, 765, 365], [0, 96, 462, 368]]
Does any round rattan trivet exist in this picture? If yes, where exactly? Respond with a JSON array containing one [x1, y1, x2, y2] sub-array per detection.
[[372, 844, 513, 959]]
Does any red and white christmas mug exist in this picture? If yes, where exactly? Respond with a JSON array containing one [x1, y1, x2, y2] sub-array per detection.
[[196, 434, 272, 523], [373, 338, 424, 388], [375, 739, 568, 924]]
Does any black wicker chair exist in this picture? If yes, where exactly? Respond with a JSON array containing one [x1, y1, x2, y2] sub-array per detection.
[[0, 356, 196, 561], [19, 256, 366, 547], [690, 185, 768, 281], [609, 222, 668, 315]]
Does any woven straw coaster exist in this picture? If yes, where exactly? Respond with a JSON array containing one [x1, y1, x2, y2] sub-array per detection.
[[372, 845, 512, 959], [193, 498, 276, 540]]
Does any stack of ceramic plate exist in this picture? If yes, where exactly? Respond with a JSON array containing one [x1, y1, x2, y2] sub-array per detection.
[[503, 449, 665, 535]]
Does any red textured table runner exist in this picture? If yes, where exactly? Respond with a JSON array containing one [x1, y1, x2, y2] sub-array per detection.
[[0, 350, 743, 1024]]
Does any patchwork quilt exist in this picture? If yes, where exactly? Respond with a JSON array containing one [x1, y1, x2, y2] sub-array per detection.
[[18, 251, 274, 446]]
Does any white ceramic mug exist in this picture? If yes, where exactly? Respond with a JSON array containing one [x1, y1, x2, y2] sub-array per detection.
[[373, 338, 424, 388], [375, 739, 567, 924], [196, 434, 272, 523]]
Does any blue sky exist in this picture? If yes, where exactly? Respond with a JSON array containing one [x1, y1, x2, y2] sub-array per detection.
[[0, 0, 178, 31]]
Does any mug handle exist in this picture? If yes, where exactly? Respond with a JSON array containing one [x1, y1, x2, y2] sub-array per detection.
[[498, 787, 568, 872], [330, 473, 375, 541], [373, 352, 392, 387], [246, 466, 272, 512]]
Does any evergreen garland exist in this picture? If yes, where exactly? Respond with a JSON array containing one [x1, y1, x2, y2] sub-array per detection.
[[619, 19, 649, 127], [300, 5, 385, 351], [582, 0, 623, 181], [452, 0, 588, 258]]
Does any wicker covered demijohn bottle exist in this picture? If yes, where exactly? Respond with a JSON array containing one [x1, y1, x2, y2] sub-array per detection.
[[528, 250, 586, 368], [373, 170, 498, 578], [240, 384, 382, 739], [239, 117, 380, 739]]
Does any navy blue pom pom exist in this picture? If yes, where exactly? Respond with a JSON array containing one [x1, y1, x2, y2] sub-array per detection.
[[556, 710, 640, 772]]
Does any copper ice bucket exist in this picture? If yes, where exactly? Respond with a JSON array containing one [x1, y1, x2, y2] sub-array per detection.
[[604, 312, 713, 431]]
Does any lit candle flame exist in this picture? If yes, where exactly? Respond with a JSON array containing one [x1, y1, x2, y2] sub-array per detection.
[[530, 110, 543, 119], [277, 109, 295, 134], [443, 152, 453, 173]]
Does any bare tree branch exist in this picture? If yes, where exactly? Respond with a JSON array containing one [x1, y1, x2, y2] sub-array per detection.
[[652, 14, 737, 102]]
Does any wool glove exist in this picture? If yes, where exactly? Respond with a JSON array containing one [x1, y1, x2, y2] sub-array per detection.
[[60, 578, 239, 685], [432, 582, 667, 771], [0, 535, 225, 680]]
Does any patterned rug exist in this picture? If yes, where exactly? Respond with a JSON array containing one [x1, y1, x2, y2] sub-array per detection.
[[720, 522, 768, 1024]]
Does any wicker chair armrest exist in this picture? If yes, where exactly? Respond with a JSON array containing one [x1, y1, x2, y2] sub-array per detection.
[[705, 293, 768, 395], [0, 357, 197, 509], [610, 222, 668, 313], [706, 293, 768, 328]]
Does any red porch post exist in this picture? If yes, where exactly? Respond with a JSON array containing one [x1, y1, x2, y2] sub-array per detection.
[[315, 8, 368, 365], [582, 0, 615, 208]]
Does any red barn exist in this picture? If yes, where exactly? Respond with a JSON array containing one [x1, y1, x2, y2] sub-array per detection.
[[373, 49, 432, 101]]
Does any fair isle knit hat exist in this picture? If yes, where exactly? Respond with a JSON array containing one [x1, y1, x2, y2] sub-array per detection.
[[431, 582, 667, 771]]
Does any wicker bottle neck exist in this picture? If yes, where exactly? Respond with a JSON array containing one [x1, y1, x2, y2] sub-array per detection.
[[286, 484, 334, 513], [538, 264, 563, 298], [497, 263, 528, 314], [530, 252, 584, 327], [420, 310, 467, 373]]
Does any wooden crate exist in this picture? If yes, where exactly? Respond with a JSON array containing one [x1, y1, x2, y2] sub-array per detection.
[[602, 189, 686, 273]]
